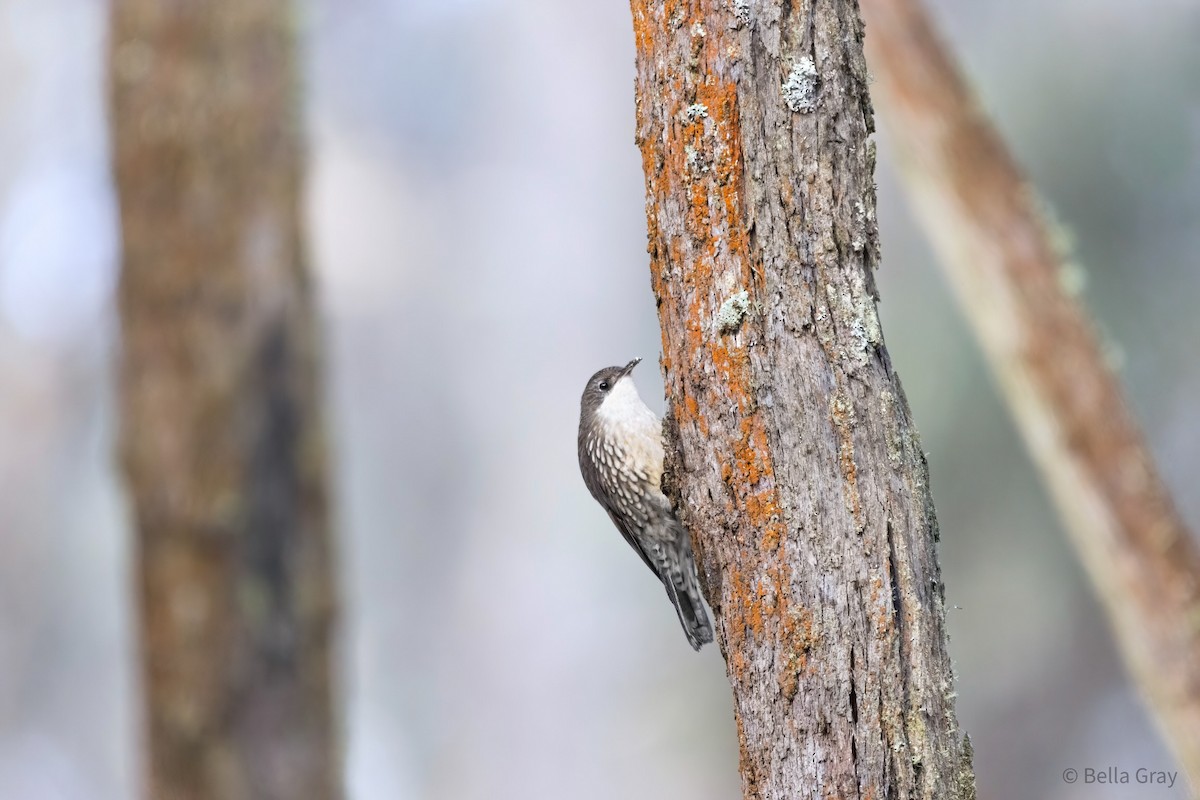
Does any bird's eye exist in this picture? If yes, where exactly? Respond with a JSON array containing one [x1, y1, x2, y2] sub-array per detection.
[[598, 381, 610, 391]]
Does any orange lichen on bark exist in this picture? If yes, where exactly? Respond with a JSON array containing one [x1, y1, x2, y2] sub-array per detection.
[[778, 607, 817, 700], [735, 712, 763, 800], [696, 80, 749, 265], [728, 410, 789, 554], [726, 557, 786, 657], [683, 393, 709, 436], [630, 1, 652, 53], [760, 518, 784, 553], [662, 0, 684, 26], [680, 107, 713, 234], [688, 183, 712, 239], [634, 1, 800, 728], [710, 340, 750, 401], [734, 417, 769, 484], [868, 571, 894, 638], [681, 312, 706, 372], [725, 566, 751, 655], [731, 648, 748, 677], [728, 564, 767, 641]]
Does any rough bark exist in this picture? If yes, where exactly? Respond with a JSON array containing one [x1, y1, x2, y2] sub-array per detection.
[[110, 3, 341, 799], [860, 0, 1200, 789], [631, 1, 974, 797]]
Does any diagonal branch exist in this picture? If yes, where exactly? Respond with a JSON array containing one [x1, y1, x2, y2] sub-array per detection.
[[860, 0, 1200, 788]]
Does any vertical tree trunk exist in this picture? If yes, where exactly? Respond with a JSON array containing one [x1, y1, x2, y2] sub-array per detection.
[[110, 3, 341, 799], [631, 1, 974, 797]]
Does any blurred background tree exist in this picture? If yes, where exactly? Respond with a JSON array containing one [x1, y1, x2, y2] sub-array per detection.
[[110, 2, 340, 799], [0, 1, 1195, 799]]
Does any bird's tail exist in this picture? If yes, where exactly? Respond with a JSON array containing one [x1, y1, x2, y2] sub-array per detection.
[[661, 533, 714, 651]]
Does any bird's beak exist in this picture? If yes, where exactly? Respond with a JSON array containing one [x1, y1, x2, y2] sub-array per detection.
[[620, 357, 642, 378]]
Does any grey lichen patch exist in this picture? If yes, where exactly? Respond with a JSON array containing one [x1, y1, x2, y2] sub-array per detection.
[[1058, 260, 1087, 297], [858, 299, 882, 351], [1102, 335, 1126, 372], [777, 604, 816, 701], [681, 103, 709, 123], [879, 390, 904, 467], [852, 201, 868, 252], [813, 300, 834, 351], [852, 198, 878, 254], [1034, 190, 1089, 298], [1037, 192, 1075, 256], [956, 735, 978, 800], [717, 290, 751, 334], [826, 274, 881, 365], [684, 144, 710, 176], [831, 392, 855, 420], [782, 57, 818, 113], [829, 390, 864, 530], [732, 0, 752, 25]]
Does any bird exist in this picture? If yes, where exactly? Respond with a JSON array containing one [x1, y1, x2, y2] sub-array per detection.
[[577, 357, 714, 651]]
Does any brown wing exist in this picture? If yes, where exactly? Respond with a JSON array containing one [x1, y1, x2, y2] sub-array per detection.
[[578, 433, 668, 579]]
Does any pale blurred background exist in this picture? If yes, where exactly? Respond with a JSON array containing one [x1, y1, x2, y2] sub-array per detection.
[[0, 0, 1197, 798]]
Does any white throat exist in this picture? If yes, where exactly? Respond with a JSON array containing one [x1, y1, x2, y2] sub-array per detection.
[[596, 375, 661, 440], [593, 374, 664, 481], [597, 375, 647, 421]]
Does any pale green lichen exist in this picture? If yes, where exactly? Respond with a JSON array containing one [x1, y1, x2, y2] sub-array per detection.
[[1058, 260, 1088, 296], [684, 144, 709, 175], [1102, 336, 1126, 372], [957, 734, 978, 800], [717, 289, 750, 333], [852, 200, 868, 252], [1033, 191, 1089, 298], [826, 274, 881, 364], [681, 103, 709, 123], [880, 390, 904, 466], [782, 57, 818, 113]]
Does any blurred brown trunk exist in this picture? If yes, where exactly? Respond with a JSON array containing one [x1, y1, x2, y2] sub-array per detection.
[[109, 3, 341, 799], [631, 1, 975, 797]]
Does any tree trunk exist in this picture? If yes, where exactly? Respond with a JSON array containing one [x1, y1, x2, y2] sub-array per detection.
[[110, 3, 341, 799], [630, 1, 974, 797]]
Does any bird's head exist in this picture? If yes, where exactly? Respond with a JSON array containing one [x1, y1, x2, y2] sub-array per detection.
[[580, 357, 642, 420]]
